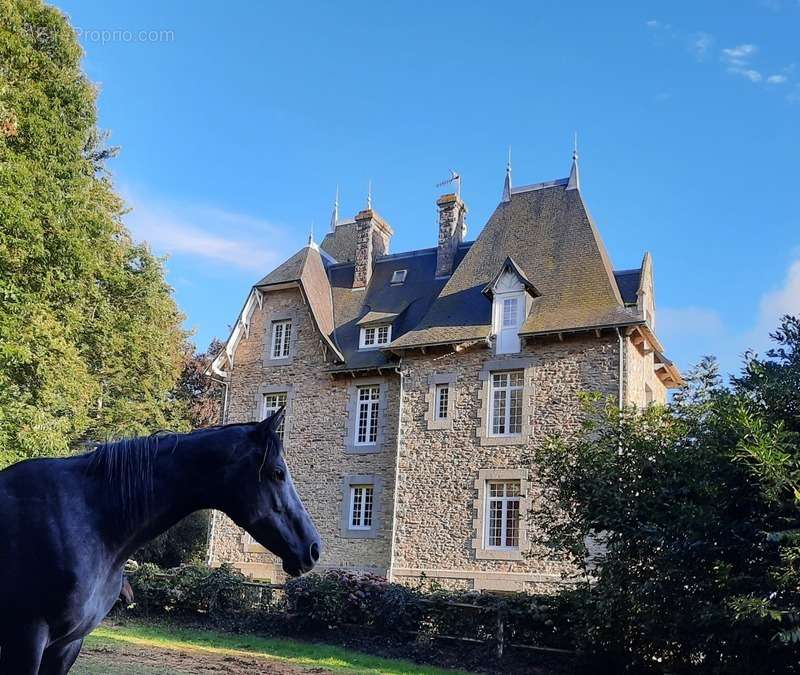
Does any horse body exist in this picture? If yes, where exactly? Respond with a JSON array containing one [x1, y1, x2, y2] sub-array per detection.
[[0, 411, 319, 674]]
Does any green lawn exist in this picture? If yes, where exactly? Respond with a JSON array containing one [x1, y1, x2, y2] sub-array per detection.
[[74, 620, 472, 675]]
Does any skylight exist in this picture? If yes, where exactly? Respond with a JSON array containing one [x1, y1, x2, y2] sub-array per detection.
[[390, 269, 407, 285]]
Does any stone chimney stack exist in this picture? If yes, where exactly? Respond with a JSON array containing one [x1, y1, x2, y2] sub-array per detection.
[[353, 208, 394, 289], [435, 193, 467, 278]]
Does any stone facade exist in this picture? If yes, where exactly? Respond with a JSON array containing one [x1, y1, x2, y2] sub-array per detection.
[[389, 334, 621, 591], [207, 298, 652, 591], [207, 287, 399, 579]]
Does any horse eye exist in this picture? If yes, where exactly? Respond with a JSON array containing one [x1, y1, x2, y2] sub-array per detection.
[[273, 468, 286, 482]]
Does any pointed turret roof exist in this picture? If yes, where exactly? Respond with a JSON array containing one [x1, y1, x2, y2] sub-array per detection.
[[392, 178, 635, 349]]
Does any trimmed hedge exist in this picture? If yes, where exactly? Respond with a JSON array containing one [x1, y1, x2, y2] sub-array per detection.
[[125, 564, 575, 652]]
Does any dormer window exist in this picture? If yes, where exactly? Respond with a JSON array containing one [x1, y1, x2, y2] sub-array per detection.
[[485, 257, 538, 356], [492, 275, 525, 354], [359, 324, 392, 350], [390, 269, 407, 285]]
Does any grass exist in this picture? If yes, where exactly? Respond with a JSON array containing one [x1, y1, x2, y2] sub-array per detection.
[[77, 620, 472, 674]]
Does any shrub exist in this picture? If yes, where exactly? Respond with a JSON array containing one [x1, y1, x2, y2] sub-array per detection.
[[128, 562, 263, 617]]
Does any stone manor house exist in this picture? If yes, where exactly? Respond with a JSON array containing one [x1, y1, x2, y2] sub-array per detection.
[[205, 153, 683, 592]]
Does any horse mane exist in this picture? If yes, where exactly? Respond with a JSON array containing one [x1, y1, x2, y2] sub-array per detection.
[[85, 433, 175, 525], [84, 420, 274, 524]]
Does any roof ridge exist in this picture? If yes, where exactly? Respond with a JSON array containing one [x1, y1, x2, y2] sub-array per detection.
[[510, 178, 569, 195]]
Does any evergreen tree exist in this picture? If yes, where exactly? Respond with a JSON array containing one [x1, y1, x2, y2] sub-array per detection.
[[0, 0, 189, 466]]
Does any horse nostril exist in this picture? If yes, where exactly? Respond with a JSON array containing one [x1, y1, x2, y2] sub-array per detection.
[[309, 542, 320, 563]]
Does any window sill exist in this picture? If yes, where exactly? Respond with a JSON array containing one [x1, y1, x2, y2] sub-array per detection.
[[264, 356, 293, 367], [341, 527, 380, 539], [474, 547, 524, 561], [345, 443, 382, 455], [479, 434, 527, 447]]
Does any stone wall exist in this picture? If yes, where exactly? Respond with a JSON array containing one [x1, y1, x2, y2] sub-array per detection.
[[623, 335, 668, 406], [390, 333, 621, 591], [207, 287, 399, 580], [208, 285, 668, 590]]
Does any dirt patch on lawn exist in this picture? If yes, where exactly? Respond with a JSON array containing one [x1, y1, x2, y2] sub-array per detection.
[[76, 641, 331, 674]]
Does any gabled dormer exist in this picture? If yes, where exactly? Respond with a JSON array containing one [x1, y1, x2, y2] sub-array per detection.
[[483, 257, 540, 355]]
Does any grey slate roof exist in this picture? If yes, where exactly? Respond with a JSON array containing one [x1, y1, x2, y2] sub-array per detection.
[[392, 182, 640, 349], [320, 221, 358, 264], [324, 245, 471, 371], [248, 177, 652, 371], [614, 269, 641, 305]]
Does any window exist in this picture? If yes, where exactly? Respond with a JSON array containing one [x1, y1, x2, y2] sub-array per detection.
[[359, 324, 391, 349], [435, 384, 449, 420], [356, 385, 380, 445], [502, 297, 518, 328], [489, 371, 524, 436], [485, 480, 521, 549], [644, 383, 654, 406], [390, 269, 407, 285], [348, 484, 374, 530], [270, 319, 292, 359], [262, 391, 287, 440]]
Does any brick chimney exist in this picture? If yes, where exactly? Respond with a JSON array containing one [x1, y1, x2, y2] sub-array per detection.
[[435, 193, 467, 278], [353, 208, 394, 289]]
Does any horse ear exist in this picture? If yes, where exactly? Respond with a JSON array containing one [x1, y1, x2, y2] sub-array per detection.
[[256, 405, 285, 443]]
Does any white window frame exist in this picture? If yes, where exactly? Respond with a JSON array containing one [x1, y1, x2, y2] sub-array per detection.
[[359, 324, 392, 350], [488, 370, 524, 437], [492, 290, 524, 354], [435, 383, 449, 420], [484, 480, 521, 550], [501, 296, 519, 328], [270, 319, 292, 360], [348, 484, 374, 530], [355, 384, 381, 446], [261, 391, 288, 440]]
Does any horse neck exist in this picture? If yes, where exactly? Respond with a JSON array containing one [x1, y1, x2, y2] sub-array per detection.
[[100, 427, 235, 564]]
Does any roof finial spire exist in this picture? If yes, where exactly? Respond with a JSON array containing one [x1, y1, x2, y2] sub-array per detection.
[[330, 185, 339, 232], [367, 179, 372, 210], [308, 221, 315, 247], [501, 146, 512, 202], [567, 133, 580, 191]]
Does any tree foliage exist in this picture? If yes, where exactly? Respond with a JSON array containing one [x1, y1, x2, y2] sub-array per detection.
[[0, 0, 189, 466], [133, 341, 223, 567], [532, 316, 800, 673]]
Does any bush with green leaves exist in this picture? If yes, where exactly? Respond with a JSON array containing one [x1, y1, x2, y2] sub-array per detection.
[[128, 563, 271, 618], [531, 316, 800, 674]]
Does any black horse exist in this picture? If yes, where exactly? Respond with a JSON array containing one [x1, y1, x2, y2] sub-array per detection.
[[0, 408, 320, 674]]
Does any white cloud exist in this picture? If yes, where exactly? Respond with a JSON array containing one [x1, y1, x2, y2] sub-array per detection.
[[729, 67, 763, 82], [767, 74, 788, 84], [722, 44, 758, 66], [661, 257, 800, 377], [746, 259, 800, 348], [646, 19, 660, 28], [122, 194, 292, 272]]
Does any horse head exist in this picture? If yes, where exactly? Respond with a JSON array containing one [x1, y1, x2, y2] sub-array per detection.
[[224, 408, 321, 577]]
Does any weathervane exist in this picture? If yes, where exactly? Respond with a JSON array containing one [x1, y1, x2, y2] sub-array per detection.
[[436, 169, 461, 197]]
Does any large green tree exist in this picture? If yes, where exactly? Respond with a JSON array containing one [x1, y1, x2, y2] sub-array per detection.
[[532, 317, 800, 674], [0, 0, 189, 466]]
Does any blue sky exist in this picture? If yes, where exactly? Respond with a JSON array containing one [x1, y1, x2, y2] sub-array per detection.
[[58, 0, 799, 378]]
